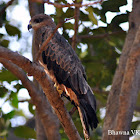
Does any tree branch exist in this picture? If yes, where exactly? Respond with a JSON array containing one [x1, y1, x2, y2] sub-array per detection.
[[28, 2, 55, 139], [35, 110, 47, 140], [114, 26, 140, 135], [102, 2, 140, 139], [31, 0, 103, 8], [0, 58, 60, 140], [0, 0, 14, 16], [78, 31, 125, 40], [0, 47, 82, 140], [72, 0, 80, 50]]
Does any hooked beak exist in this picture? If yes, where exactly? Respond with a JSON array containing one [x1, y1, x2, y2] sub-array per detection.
[[28, 23, 32, 31]]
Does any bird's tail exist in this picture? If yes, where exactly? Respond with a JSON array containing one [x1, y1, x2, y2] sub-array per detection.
[[77, 87, 98, 139]]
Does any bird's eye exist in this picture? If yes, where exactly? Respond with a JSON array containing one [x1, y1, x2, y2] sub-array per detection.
[[34, 19, 40, 23], [34, 18, 44, 23], [38, 18, 44, 22]]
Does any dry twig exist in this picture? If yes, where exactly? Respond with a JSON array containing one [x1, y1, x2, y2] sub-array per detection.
[[72, 0, 80, 50], [31, 0, 103, 8], [0, 0, 14, 16]]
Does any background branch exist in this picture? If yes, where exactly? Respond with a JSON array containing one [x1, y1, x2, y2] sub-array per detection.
[[72, 0, 80, 50], [0, 58, 61, 140], [114, 26, 140, 135], [102, 1, 140, 139], [78, 31, 125, 39], [31, 0, 103, 8]]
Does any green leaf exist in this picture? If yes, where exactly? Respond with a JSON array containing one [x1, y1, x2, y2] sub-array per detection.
[[102, 0, 127, 13], [91, 7, 106, 23], [3, 110, 15, 120], [111, 13, 129, 27], [80, 11, 89, 21], [131, 121, 140, 130], [29, 103, 35, 115], [14, 126, 36, 139], [0, 3, 7, 27], [0, 39, 9, 48], [64, 8, 74, 18], [14, 110, 25, 117], [10, 92, 18, 108], [56, 8, 63, 17], [5, 24, 21, 39], [0, 69, 18, 83], [64, 22, 74, 29], [0, 130, 8, 137], [85, 7, 98, 25], [0, 86, 8, 98], [14, 83, 23, 92], [77, 0, 82, 2]]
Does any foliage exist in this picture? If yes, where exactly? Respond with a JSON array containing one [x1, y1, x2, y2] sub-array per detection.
[[0, 0, 139, 140], [14, 126, 36, 139]]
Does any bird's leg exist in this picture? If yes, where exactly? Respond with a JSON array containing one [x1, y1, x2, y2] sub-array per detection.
[[61, 92, 77, 116], [54, 84, 78, 115], [69, 106, 77, 116], [54, 83, 63, 96]]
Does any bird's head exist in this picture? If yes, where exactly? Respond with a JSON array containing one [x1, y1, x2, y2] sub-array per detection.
[[28, 14, 56, 31]]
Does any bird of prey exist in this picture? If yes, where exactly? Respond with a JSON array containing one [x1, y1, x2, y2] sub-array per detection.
[[28, 14, 98, 139]]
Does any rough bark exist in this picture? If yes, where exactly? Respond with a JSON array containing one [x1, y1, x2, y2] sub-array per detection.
[[35, 111, 47, 140], [0, 46, 82, 140], [102, 0, 140, 140], [34, 79, 61, 140], [0, 58, 60, 140]]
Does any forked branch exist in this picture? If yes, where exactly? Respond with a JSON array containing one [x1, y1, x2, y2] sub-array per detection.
[[0, 46, 82, 140]]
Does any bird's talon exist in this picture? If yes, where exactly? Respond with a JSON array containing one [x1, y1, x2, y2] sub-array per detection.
[[60, 92, 65, 97], [57, 89, 63, 96], [54, 83, 63, 96], [54, 84, 63, 96]]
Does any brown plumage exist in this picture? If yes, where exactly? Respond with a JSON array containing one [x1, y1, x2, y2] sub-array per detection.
[[28, 14, 98, 139]]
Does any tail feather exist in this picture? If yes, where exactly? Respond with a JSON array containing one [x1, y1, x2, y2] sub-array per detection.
[[77, 87, 98, 139], [78, 106, 90, 139], [80, 99, 98, 129]]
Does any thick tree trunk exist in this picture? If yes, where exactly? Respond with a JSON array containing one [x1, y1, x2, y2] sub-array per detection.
[[102, 0, 140, 140], [35, 112, 47, 140]]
